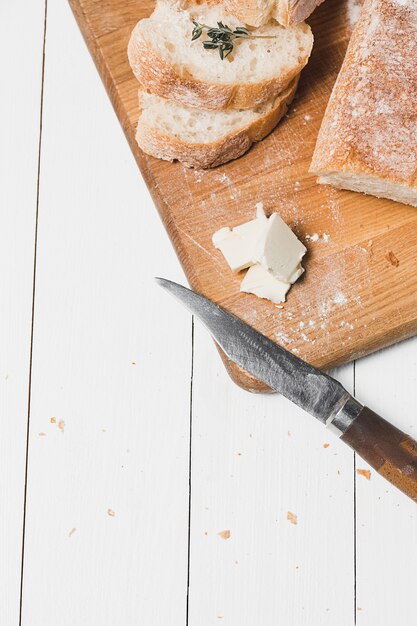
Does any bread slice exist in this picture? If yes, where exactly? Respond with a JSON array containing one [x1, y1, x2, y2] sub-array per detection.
[[136, 77, 298, 168], [310, 0, 417, 208], [224, 0, 325, 27], [128, 0, 312, 111]]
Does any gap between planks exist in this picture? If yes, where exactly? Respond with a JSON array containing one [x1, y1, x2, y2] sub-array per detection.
[[18, 2, 48, 624], [186, 317, 194, 626]]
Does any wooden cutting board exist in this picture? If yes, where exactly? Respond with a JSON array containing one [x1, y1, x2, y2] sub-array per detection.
[[69, 0, 417, 392]]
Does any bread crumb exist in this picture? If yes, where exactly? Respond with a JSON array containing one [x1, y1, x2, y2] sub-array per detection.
[[107, 508, 116, 517], [287, 511, 297, 525], [218, 530, 231, 540], [58, 419, 65, 433], [68, 527, 76, 537], [323, 443, 330, 448], [38, 432, 46, 437], [386, 251, 399, 267], [357, 468, 371, 480], [50, 417, 56, 424]]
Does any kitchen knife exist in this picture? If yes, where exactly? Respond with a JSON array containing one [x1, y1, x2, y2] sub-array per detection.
[[157, 277, 417, 503]]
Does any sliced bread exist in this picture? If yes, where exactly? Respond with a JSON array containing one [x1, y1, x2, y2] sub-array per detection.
[[136, 77, 298, 168], [128, 0, 312, 111], [310, 0, 417, 208], [224, 0, 325, 27]]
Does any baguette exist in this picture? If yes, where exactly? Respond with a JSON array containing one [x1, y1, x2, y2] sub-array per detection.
[[136, 78, 298, 168], [224, 0, 325, 27], [128, 0, 312, 111], [310, 0, 417, 208]]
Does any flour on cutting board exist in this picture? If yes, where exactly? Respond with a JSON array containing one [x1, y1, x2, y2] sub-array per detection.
[[318, 185, 343, 224], [305, 232, 331, 243], [272, 242, 370, 355]]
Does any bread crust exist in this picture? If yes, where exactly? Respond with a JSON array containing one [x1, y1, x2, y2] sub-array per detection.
[[128, 18, 311, 111], [310, 0, 417, 203], [136, 78, 298, 168], [224, 0, 325, 27], [223, 0, 274, 27]]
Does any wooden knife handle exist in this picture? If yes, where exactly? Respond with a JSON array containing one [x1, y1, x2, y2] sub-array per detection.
[[341, 407, 417, 502]]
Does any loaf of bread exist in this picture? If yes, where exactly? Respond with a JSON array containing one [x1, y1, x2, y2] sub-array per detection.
[[136, 78, 298, 168], [224, 0, 325, 27], [128, 0, 312, 111], [310, 0, 417, 207]]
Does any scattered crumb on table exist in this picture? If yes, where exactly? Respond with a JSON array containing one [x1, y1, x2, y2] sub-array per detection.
[[50, 417, 56, 424], [323, 442, 330, 448], [107, 508, 116, 517], [357, 469, 371, 480], [68, 527, 76, 537], [287, 511, 298, 525], [38, 432, 46, 437], [218, 530, 231, 540], [58, 419, 65, 433]]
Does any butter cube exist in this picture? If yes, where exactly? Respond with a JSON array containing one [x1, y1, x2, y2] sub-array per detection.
[[253, 213, 306, 283], [240, 264, 291, 304], [212, 210, 267, 273]]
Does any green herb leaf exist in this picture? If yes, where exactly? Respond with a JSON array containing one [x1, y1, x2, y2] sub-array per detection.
[[234, 26, 250, 36], [191, 21, 203, 40], [203, 41, 219, 49], [190, 20, 276, 61]]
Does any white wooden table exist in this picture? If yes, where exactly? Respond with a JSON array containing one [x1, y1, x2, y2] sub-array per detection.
[[2, 2, 417, 625]]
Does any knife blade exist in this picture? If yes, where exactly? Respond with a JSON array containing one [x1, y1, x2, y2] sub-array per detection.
[[157, 278, 417, 503]]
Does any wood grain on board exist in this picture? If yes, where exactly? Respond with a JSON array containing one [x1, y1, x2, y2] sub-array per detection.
[[68, 0, 417, 391]]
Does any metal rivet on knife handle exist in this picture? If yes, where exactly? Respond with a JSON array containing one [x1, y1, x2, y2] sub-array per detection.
[[326, 397, 363, 436]]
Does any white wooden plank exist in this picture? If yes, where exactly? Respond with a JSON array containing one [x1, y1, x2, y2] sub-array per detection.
[[189, 323, 355, 626], [0, 2, 45, 623], [20, 3, 192, 625], [355, 338, 417, 625]]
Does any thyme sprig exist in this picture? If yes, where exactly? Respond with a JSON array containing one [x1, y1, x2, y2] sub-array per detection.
[[191, 21, 276, 60]]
